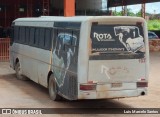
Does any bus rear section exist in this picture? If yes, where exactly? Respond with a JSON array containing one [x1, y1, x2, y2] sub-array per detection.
[[78, 17, 149, 99]]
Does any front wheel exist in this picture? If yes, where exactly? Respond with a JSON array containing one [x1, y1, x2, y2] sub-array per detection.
[[15, 62, 28, 80], [49, 74, 62, 101]]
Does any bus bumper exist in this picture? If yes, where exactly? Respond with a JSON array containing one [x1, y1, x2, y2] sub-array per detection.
[[78, 88, 147, 99]]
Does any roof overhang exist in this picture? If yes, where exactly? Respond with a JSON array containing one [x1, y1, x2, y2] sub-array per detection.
[[108, 0, 160, 7]]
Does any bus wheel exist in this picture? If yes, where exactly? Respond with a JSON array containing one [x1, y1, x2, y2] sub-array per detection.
[[126, 43, 131, 51], [15, 62, 28, 80], [49, 74, 62, 101]]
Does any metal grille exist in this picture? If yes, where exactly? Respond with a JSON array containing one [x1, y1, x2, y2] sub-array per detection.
[[0, 38, 10, 62]]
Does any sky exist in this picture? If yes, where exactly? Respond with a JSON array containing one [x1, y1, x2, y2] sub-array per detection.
[[110, 2, 160, 14]]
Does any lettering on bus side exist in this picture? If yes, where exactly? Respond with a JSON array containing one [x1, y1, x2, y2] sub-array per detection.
[[93, 32, 113, 41]]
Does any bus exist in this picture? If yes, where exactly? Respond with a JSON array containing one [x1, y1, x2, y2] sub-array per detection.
[[10, 16, 149, 101]]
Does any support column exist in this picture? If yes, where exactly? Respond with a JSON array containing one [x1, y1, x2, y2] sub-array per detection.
[[64, 0, 75, 17], [122, 6, 127, 16], [141, 3, 145, 19], [122, 0, 127, 16]]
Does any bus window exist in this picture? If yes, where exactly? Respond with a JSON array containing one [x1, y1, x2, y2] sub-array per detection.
[[56, 32, 77, 52], [64, 34, 72, 45], [29, 27, 35, 46], [114, 26, 144, 52], [25, 27, 30, 44], [63, 33, 72, 51], [14, 26, 19, 42], [44, 28, 52, 50], [34, 28, 39, 46], [39, 28, 45, 48], [10, 27, 14, 45], [19, 27, 25, 43], [90, 24, 145, 54], [56, 33, 65, 51]]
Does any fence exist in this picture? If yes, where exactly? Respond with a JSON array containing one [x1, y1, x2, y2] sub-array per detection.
[[0, 38, 10, 62]]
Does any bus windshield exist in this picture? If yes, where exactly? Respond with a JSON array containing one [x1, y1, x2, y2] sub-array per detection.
[[90, 23, 145, 54]]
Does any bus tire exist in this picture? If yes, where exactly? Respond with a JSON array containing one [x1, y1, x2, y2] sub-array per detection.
[[126, 43, 131, 51], [15, 62, 28, 80], [49, 74, 62, 101]]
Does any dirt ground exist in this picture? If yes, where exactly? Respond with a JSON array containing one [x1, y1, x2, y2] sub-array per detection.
[[0, 52, 160, 117]]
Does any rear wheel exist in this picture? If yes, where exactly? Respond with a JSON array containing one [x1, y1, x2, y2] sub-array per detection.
[[126, 43, 131, 51], [15, 62, 28, 80], [49, 74, 62, 101]]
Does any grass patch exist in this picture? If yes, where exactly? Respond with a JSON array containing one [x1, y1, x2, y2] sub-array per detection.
[[147, 20, 160, 30]]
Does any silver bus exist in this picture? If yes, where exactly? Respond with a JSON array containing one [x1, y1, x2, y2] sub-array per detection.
[[10, 16, 149, 101]]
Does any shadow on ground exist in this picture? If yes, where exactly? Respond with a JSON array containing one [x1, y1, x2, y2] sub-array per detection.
[[0, 74, 132, 110]]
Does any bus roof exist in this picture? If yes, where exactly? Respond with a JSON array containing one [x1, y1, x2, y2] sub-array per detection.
[[14, 16, 145, 23]]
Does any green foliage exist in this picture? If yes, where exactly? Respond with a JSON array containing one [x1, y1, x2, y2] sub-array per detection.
[[113, 8, 137, 16], [113, 11, 122, 16], [127, 8, 136, 16], [147, 20, 160, 30], [112, 8, 146, 17], [112, 8, 160, 31], [136, 11, 141, 17]]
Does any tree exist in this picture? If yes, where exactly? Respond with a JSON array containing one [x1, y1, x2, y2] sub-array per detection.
[[112, 8, 135, 16], [136, 10, 142, 17], [127, 8, 135, 16]]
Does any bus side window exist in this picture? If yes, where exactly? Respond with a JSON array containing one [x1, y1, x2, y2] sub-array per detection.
[[19, 27, 25, 44], [63, 33, 72, 51], [29, 27, 35, 46], [44, 28, 52, 50], [25, 27, 30, 44], [56, 30, 65, 51], [10, 27, 14, 45], [71, 30, 79, 53], [39, 28, 45, 49], [58, 33, 65, 51], [14, 26, 19, 43], [71, 31, 78, 46], [64, 34, 72, 44], [34, 28, 39, 47]]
